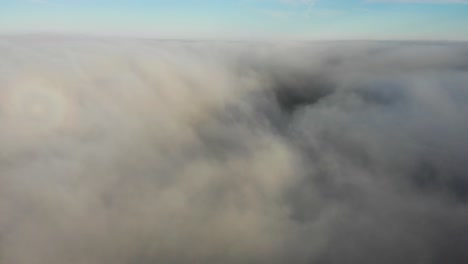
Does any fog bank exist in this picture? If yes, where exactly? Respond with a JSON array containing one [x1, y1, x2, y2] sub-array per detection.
[[1, 38, 467, 264]]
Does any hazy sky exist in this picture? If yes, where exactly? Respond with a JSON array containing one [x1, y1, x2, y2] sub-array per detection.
[[1, 0, 468, 40]]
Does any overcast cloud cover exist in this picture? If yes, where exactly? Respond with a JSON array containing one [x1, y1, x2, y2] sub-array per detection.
[[0, 37, 467, 264]]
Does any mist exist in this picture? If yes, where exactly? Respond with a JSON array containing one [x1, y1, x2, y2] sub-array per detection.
[[0, 37, 467, 264]]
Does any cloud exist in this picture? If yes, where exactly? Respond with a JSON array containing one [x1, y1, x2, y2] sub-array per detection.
[[368, 0, 468, 3], [0, 37, 468, 263], [280, 0, 317, 4]]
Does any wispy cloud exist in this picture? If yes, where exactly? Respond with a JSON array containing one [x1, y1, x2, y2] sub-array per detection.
[[368, 0, 468, 4], [280, 0, 317, 3], [277, 0, 320, 18]]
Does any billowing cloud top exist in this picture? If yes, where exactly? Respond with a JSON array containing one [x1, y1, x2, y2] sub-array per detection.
[[0, 37, 468, 264]]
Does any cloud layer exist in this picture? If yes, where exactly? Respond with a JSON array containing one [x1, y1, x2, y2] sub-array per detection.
[[0, 37, 468, 264]]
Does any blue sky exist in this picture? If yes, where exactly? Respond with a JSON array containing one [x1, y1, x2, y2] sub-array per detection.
[[1, 0, 468, 40]]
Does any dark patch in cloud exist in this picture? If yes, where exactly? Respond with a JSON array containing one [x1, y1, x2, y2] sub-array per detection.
[[272, 74, 334, 114]]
